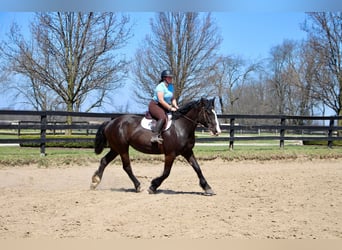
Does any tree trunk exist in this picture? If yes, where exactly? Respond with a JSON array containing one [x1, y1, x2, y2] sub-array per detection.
[[65, 102, 73, 135]]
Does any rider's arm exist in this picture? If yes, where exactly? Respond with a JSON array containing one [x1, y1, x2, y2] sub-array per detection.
[[157, 92, 173, 111], [171, 98, 179, 110]]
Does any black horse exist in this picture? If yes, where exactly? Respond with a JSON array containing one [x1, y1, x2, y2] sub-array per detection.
[[90, 97, 221, 195]]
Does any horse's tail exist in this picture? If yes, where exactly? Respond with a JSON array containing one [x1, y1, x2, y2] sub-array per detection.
[[94, 120, 110, 155]]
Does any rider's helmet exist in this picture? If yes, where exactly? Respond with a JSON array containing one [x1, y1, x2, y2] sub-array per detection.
[[161, 70, 173, 79]]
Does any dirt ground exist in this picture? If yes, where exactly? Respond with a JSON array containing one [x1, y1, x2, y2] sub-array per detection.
[[0, 158, 341, 239]]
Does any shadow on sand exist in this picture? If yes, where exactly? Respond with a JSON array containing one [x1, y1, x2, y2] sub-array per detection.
[[110, 187, 211, 196]]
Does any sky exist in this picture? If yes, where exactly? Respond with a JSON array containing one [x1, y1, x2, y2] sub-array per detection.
[[132, 12, 308, 60], [1, 0, 341, 12], [212, 12, 307, 59], [0, 12, 309, 112]]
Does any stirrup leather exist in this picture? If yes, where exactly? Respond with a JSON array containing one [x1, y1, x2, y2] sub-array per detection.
[[151, 134, 163, 144]]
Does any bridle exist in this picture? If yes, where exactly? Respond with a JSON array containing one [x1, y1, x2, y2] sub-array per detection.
[[199, 107, 213, 127], [181, 106, 212, 128], [175, 98, 220, 136], [181, 113, 198, 125]]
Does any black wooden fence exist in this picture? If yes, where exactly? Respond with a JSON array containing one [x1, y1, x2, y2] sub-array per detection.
[[1, 110, 342, 155], [211, 114, 342, 149]]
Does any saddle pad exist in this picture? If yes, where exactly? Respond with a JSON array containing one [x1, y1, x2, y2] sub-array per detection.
[[141, 113, 172, 131]]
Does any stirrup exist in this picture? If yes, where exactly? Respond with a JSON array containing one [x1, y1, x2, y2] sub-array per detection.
[[151, 135, 163, 144]]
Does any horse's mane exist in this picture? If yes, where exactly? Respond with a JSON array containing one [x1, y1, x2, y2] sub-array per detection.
[[172, 99, 200, 120]]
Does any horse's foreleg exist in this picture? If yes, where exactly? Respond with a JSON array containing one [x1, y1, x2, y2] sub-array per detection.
[[120, 153, 141, 192], [90, 150, 117, 190], [183, 151, 215, 196], [148, 155, 175, 194]]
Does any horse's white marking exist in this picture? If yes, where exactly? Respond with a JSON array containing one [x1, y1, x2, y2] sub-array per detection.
[[211, 109, 221, 134], [90, 175, 101, 190]]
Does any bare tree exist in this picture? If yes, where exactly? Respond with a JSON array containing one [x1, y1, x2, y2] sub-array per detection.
[[263, 38, 322, 126], [234, 75, 269, 112], [211, 55, 260, 114], [267, 40, 294, 114], [295, 40, 318, 117], [302, 12, 342, 118], [232, 77, 273, 125], [131, 12, 222, 107], [266, 39, 315, 117], [0, 12, 132, 113]]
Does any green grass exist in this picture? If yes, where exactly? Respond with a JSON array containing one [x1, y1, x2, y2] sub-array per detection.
[[195, 144, 342, 161], [1, 129, 341, 167], [0, 143, 341, 168], [0, 147, 96, 167], [2, 126, 341, 168]]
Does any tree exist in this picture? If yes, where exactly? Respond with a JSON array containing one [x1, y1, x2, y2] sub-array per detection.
[[266, 39, 316, 120], [0, 12, 132, 113], [131, 12, 222, 107], [295, 40, 319, 118], [267, 40, 296, 115], [234, 76, 270, 113], [211, 55, 260, 114], [302, 12, 342, 118]]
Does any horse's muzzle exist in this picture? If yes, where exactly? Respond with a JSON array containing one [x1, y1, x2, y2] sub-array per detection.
[[209, 129, 221, 136]]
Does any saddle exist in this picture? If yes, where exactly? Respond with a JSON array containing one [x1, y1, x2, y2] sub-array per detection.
[[140, 111, 173, 131]]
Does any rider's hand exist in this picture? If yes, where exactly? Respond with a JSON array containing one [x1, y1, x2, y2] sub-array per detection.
[[170, 107, 177, 112]]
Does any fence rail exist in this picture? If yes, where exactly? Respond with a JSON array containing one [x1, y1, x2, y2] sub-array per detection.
[[1, 110, 342, 155]]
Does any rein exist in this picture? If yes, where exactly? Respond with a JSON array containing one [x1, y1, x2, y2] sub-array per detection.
[[179, 107, 209, 126], [181, 113, 198, 125]]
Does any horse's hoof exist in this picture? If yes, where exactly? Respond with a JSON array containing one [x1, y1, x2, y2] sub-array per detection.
[[147, 187, 156, 194], [136, 185, 142, 193], [203, 189, 216, 196], [90, 183, 97, 190], [90, 175, 101, 190]]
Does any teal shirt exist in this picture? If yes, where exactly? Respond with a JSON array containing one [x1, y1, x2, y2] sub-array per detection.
[[152, 82, 174, 104]]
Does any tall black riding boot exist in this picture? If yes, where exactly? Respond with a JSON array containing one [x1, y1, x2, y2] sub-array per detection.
[[151, 120, 164, 144]]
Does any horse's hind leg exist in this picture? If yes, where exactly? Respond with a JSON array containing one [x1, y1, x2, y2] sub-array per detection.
[[120, 153, 141, 192], [148, 155, 175, 194], [90, 150, 118, 190]]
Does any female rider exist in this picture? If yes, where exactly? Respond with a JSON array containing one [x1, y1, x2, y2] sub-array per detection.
[[148, 70, 179, 144]]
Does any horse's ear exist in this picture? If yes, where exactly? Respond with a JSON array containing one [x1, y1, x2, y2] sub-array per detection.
[[211, 97, 215, 106], [205, 97, 214, 108], [200, 97, 207, 106]]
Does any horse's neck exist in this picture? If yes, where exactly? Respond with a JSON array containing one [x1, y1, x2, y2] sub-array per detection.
[[187, 108, 198, 118], [181, 108, 199, 125]]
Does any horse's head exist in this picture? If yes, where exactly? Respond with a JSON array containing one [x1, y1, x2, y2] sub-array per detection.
[[198, 97, 221, 136]]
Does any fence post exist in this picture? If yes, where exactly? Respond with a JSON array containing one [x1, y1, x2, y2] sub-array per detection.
[[229, 118, 235, 150], [328, 118, 334, 148], [280, 117, 285, 149], [40, 113, 47, 156], [17, 121, 21, 137]]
